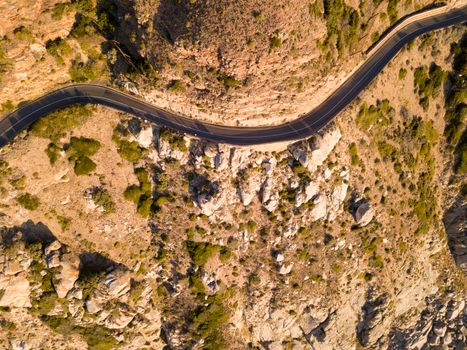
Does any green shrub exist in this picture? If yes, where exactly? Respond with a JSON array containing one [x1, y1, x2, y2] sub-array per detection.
[[188, 291, 232, 349], [414, 64, 446, 107], [70, 15, 96, 38], [269, 36, 282, 50], [217, 73, 242, 90], [57, 215, 71, 231], [348, 142, 360, 165], [135, 168, 151, 193], [0, 46, 12, 82], [356, 100, 394, 130], [455, 143, 467, 174], [323, 0, 360, 54], [123, 185, 141, 204], [112, 133, 145, 162], [73, 156, 96, 175], [90, 187, 115, 214], [16, 193, 40, 210], [371, 32, 380, 43], [160, 129, 187, 152], [31, 292, 59, 315], [376, 141, 398, 161], [219, 246, 232, 263], [66, 136, 101, 175], [67, 137, 100, 158], [444, 37, 466, 176], [398, 68, 407, 80], [41, 315, 118, 350], [0, 319, 16, 331], [69, 59, 102, 82], [45, 38, 72, 65], [124, 167, 154, 217], [387, 0, 399, 24], [51, 3, 72, 20], [1, 100, 14, 112], [45, 143, 61, 165], [137, 197, 153, 217], [29, 105, 93, 142], [168, 80, 185, 93], [13, 26, 34, 42], [185, 241, 219, 267], [9, 175, 26, 190]]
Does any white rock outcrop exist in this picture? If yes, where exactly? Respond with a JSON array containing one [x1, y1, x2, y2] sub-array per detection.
[[354, 201, 375, 227], [295, 181, 319, 207], [0, 274, 31, 308], [288, 127, 341, 173]]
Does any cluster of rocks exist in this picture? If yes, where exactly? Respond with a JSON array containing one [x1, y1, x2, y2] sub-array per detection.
[[388, 294, 466, 349], [129, 122, 363, 227], [0, 232, 164, 349]]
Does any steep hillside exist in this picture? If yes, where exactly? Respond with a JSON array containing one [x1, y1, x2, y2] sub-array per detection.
[[108, 0, 437, 125]]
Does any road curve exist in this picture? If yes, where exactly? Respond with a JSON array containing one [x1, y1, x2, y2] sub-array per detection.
[[0, 6, 466, 147]]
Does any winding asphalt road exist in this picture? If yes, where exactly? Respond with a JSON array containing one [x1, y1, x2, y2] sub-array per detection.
[[0, 5, 466, 147]]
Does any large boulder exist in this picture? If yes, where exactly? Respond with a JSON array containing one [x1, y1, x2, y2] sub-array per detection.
[[310, 194, 327, 221], [55, 253, 80, 298], [354, 201, 375, 227], [295, 181, 319, 207], [288, 127, 341, 174], [0, 274, 31, 308], [327, 181, 349, 221], [238, 170, 262, 206]]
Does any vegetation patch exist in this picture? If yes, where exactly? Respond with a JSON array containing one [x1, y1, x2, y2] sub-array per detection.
[[348, 142, 360, 166], [45, 38, 72, 65], [185, 240, 220, 267], [187, 290, 233, 349], [322, 0, 360, 57], [160, 129, 187, 152], [69, 58, 103, 82], [168, 80, 186, 93], [124, 167, 153, 217], [66, 136, 101, 175], [112, 131, 145, 162], [443, 37, 466, 174], [413, 64, 446, 111], [30, 105, 94, 142], [45, 143, 62, 165], [16, 193, 40, 210], [89, 187, 115, 214], [356, 99, 395, 131]]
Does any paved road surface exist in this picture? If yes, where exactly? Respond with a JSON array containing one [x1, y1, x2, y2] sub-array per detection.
[[0, 5, 465, 147]]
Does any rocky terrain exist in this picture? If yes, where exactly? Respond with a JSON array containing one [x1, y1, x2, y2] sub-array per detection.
[[109, 0, 444, 126], [0, 0, 466, 350]]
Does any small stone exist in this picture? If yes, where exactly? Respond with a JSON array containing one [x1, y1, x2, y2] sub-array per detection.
[[279, 264, 293, 275]]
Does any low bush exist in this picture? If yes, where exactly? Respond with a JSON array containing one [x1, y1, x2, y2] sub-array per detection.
[[16, 193, 40, 210], [66, 136, 101, 175], [45, 38, 72, 65], [45, 143, 61, 165], [112, 132, 145, 162], [413, 64, 446, 110], [348, 142, 360, 165], [188, 290, 232, 349], [90, 187, 115, 214], [185, 240, 219, 267], [398, 67, 407, 80], [160, 129, 187, 152], [69, 59, 102, 82], [29, 105, 93, 142], [357, 99, 394, 131], [168, 80, 186, 93], [13, 26, 34, 42]]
